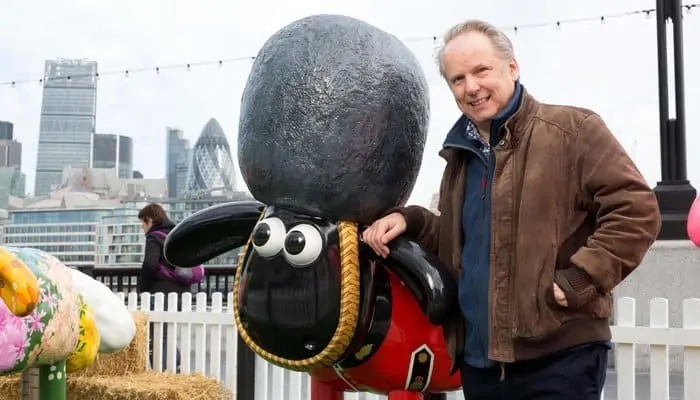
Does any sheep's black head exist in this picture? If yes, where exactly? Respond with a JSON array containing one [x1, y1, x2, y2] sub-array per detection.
[[238, 14, 430, 225]]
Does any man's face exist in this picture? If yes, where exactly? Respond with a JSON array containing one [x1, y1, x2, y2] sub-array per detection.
[[442, 31, 519, 126]]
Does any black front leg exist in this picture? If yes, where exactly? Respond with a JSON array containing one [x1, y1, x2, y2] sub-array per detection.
[[369, 235, 458, 325]]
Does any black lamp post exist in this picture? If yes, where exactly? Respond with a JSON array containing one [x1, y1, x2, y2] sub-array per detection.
[[653, 0, 697, 240]]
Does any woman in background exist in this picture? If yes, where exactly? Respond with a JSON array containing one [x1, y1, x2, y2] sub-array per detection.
[[138, 203, 190, 295], [138, 203, 188, 373]]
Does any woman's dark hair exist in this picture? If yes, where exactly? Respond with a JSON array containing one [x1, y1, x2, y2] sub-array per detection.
[[138, 203, 168, 225]]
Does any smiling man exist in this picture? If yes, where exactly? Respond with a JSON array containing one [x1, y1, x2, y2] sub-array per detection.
[[362, 19, 661, 399]]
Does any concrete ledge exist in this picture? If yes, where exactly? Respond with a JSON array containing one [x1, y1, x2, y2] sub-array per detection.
[[611, 239, 700, 373], [648, 240, 696, 249]]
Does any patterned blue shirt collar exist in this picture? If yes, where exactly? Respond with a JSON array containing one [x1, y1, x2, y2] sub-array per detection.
[[465, 121, 490, 159]]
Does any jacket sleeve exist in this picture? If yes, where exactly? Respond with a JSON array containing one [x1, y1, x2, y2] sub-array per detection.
[[394, 206, 441, 254], [138, 235, 162, 293], [555, 113, 661, 308], [385, 182, 444, 254]]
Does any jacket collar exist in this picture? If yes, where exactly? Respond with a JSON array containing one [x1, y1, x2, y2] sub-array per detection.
[[439, 85, 539, 161], [503, 85, 537, 142]]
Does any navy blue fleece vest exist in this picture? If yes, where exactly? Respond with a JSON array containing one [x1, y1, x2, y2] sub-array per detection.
[[442, 82, 522, 368]]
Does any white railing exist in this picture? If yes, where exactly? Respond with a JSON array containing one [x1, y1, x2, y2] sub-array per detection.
[[118, 292, 700, 400]]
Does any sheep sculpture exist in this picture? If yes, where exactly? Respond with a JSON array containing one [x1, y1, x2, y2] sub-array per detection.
[[0, 246, 136, 400]]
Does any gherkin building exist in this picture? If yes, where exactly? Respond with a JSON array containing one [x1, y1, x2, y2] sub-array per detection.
[[185, 118, 236, 194]]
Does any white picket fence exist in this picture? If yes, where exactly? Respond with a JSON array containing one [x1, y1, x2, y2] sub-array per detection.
[[117, 291, 700, 400]]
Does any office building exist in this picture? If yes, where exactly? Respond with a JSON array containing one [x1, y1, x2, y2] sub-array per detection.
[[0, 167, 26, 203], [0, 121, 13, 140], [0, 121, 26, 202], [4, 166, 165, 267], [92, 133, 133, 179], [3, 165, 248, 268], [0, 120, 22, 169], [185, 118, 236, 196], [165, 128, 191, 198], [0, 208, 9, 244], [35, 59, 98, 196], [96, 193, 251, 268]]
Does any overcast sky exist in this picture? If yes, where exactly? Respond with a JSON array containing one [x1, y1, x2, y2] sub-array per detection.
[[0, 0, 698, 207]]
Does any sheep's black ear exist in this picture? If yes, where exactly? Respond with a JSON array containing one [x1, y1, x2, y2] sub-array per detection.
[[164, 200, 264, 267]]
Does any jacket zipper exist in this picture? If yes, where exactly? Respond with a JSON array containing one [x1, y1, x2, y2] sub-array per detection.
[[479, 154, 489, 366], [489, 149, 505, 383], [464, 147, 490, 369]]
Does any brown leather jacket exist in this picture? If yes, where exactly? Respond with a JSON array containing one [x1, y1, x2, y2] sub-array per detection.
[[394, 88, 661, 372]]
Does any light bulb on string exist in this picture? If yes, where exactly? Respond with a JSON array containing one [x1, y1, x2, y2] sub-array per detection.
[[431, 36, 441, 61], [0, 4, 697, 89]]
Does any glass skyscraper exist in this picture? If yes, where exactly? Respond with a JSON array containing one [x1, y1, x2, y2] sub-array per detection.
[[185, 118, 236, 195], [92, 133, 134, 179], [166, 127, 191, 198], [0, 120, 22, 169], [35, 59, 98, 196]]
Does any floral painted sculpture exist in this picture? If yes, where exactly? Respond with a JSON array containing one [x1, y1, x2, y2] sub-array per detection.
[[164, 14, 460, 400], [0, 246, 136, 400]]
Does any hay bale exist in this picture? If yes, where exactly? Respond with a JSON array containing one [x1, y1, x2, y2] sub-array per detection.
[[0, 374, 20, 400], [74, 311, 149, 377], [67, 372, 231, 400]]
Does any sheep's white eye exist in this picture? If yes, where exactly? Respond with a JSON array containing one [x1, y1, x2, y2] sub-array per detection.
[[282, 224, 323, 267], [251, 217, 286, 258]]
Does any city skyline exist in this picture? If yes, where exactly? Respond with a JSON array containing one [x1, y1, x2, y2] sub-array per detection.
[[0, 57, 241, 199]]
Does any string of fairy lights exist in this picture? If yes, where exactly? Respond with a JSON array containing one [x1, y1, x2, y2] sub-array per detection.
[[0, 3, 698, 89]]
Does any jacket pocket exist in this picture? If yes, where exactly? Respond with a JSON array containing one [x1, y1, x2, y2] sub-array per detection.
[[511, 260, 562, 340], [576, 293, 613, 319]]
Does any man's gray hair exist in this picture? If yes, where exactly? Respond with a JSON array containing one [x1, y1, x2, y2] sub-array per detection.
[[436, 19, 515, 78]]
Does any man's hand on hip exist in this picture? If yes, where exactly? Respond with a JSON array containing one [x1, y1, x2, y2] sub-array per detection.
[[553, 283, 569, 307]]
